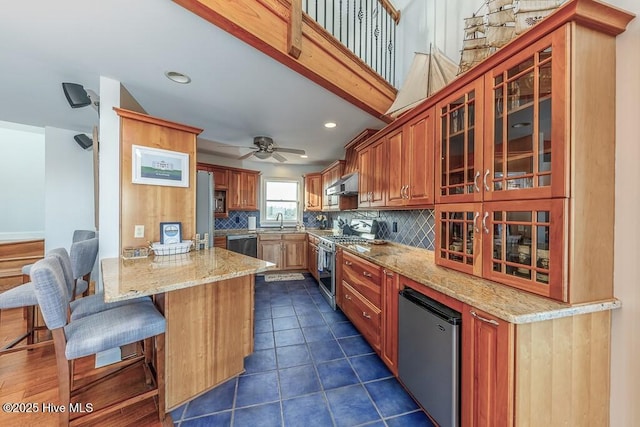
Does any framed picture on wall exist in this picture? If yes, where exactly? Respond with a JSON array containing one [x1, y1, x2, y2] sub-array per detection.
[[132, 145, 189, 187], [160, 222, 182, 244]]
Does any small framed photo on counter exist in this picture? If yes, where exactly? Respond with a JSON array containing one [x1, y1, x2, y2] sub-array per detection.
[[160, 222, 182, 244]]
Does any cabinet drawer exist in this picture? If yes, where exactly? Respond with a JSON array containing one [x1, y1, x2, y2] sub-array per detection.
[[343, 252, 382, 307], [308, 234, 319, 245], [282, 233, 306, 241], [341, 281, 381, 351], [258, 234, 282, 241]]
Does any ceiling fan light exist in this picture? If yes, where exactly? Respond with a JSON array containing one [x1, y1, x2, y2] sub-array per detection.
[[253, 151, 270, 159]]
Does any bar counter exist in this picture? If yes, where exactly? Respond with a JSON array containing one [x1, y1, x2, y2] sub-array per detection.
[[101, 248, 275, 411]]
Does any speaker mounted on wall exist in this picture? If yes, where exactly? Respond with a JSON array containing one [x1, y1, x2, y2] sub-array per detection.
[[62, 83, 92, 108], [74, 134, 93, 150]]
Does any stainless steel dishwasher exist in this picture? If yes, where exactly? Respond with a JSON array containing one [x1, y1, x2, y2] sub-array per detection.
[[398, 288, 461, 427], [226, 234, 258, 258]]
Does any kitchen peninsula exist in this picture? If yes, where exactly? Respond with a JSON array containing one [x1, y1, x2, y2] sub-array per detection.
[[102, 248, 275, 411]]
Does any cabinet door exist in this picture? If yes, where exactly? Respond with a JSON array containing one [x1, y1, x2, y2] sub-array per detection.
[[228, 170, 242, 210], [483, 28, 568, 201], [386, 129, 405, 206], [405, 111, 435, 206], [436, 78, 484, 204], [358, 147, 372, 207], [369, 140, 386, 207], [304, 173, 322, 211], [435, 203, 483, 277], [214, 236, 226, 248], [283, 235, 307, 270], [341, 281, 381, 351], [259, 239, 282, 269], [243, 172, 258, 210], [212, 167, 229, 190], [307, 241, 318, 280], [461, 305, 514, 427], [482, 199, 566, 301], [381, 269, 399, 376]]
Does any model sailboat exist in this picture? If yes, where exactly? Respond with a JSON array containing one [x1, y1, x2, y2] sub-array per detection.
[[459, 0, 565, 74], [385, 45, 458, 118]]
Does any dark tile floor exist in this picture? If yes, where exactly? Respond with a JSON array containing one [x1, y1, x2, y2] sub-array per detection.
[[171, 273, 434, 427]]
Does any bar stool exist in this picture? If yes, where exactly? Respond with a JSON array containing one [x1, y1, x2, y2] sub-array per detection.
[[30, 257, 166, 426]]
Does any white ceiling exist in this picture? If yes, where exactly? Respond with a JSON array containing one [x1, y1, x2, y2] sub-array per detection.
[[0, 0, 387, 166]]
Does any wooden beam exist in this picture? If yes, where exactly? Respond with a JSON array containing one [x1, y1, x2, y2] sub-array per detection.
[[287, 0, 302, 58]]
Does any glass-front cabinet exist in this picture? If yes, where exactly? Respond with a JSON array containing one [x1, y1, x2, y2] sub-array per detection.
[[436, 200, 566, 300], [483, 27, 568, 201], [436, 79, 484, 204]]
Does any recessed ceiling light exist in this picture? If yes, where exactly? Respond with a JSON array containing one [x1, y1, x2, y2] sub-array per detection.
[[300, 155, 308, 158], [324, 122, 337, 128], [165, 71, 191, 84]]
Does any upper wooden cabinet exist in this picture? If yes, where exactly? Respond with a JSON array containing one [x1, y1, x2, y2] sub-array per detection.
[[357, 139, 386, 208], [321, 160, 357, 211], [303, 173, 322, 212], [229, 169, 259, 211], [212, 167, 229, 190], [387, 110, 435, 207]]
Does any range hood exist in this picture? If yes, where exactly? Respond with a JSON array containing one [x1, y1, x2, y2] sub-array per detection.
[[326, 172, 358, 196]]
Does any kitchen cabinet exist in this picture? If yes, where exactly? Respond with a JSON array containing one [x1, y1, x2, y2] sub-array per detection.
[[436, 199, 566, 301], [196, 163, 229, 190], [380, 269, 399, 375], [338, 251, 382, 351], [229, 169, 259, 210], [387, 111, 435, 207], [214, 236, 226, 248], [307, 235, 319, 281], [461, 304, 514, 427], [258, 233, 307, 271], [357, 139, 386, 208], [321, 160, 357, 211], [303, 173, 322, 211]]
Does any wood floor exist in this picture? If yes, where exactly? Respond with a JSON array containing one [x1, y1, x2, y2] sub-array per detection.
[[0, 307, 167, 427]]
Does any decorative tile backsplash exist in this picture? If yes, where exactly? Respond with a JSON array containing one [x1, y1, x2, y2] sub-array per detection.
[[327, 209, 435, 250], [216, 209, 435, 251]]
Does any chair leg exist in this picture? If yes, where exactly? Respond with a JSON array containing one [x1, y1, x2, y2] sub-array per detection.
[[52, 328, 71, 426], [26, 306, 34, 345], [156, 333, 166, 421]]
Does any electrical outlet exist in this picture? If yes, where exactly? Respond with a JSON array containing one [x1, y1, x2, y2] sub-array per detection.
[[134, 225, 144, 238], [235, 216, 240, 224], [392, 222, 398, 233]]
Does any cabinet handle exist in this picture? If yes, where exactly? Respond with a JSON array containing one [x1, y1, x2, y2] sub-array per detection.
[[362, 311, 371, 319], [474, 212, 480, 233], [363, 271, 372, 277], [345, 294, 352, 300], [483, 169, 491, 192], [345, 261, 353, 266], [470, 310, 499, 326], [482, 212, 490, 234], [383, 269, 394, 277], [474, 170, 481, 193], [401, 185, 407, 198]]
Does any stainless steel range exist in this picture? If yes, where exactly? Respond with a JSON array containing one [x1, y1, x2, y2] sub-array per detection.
[[316, 219, 378, 310]]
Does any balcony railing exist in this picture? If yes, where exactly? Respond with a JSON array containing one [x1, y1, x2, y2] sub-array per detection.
[[303, 0, 400, 86]]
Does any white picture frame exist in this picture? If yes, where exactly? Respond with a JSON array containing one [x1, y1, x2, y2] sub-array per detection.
[[132, 145, 189, 187]]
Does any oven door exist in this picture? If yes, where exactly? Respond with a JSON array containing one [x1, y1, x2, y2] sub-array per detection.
[[317, 246, 336, 310]]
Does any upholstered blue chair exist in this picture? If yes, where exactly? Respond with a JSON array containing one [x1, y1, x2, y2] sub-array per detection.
[[0, 282, 40, 352], [30, 257, 166, 426], [69, 237, 99, 297]]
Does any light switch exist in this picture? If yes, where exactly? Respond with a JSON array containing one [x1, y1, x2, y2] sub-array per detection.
[[134, 225, 145, 238]]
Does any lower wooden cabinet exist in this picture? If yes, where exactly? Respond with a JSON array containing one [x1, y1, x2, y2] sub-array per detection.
[[307, 238, 319, 281], [258, 233, 307, 271], [213, 236, 226, 249], [461, 305, 514, 427], [381, 269, 399, 375], [341, 281, 381, 351]]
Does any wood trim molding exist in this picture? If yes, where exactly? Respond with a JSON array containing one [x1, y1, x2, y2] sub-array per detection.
[[287, 0, 302, 58], [114, 108, 203, 135]]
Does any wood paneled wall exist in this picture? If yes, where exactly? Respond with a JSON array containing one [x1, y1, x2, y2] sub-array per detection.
[[115, 108, 202, 251]]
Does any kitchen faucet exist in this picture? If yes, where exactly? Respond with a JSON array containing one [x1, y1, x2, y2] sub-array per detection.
[[276, 212, 284, 229]]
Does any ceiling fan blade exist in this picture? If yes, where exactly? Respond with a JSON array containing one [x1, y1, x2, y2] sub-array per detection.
[[274, 147, 306, 155], [272, 152, 287, 162], [237, 151, 255, 160]]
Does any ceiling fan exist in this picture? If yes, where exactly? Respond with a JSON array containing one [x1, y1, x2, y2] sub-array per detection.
[[237, 136, 306, 162]]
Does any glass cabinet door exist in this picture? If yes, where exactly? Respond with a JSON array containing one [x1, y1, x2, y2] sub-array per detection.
[[436, 79, 483, 203], [484, 28, 568, 201], [435, 203, 483, 276], [482, 199, 566, 301]]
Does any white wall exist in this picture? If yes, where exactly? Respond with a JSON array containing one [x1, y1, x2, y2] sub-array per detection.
[[610, 0, 640, 425], [0, 121, 45, 240], [44, 127, 95, 251]]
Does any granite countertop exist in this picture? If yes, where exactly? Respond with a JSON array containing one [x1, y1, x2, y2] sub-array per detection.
[[337, 241, 619, 324], [215, 228, 336, 237], [102, 248, 275, 302]]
